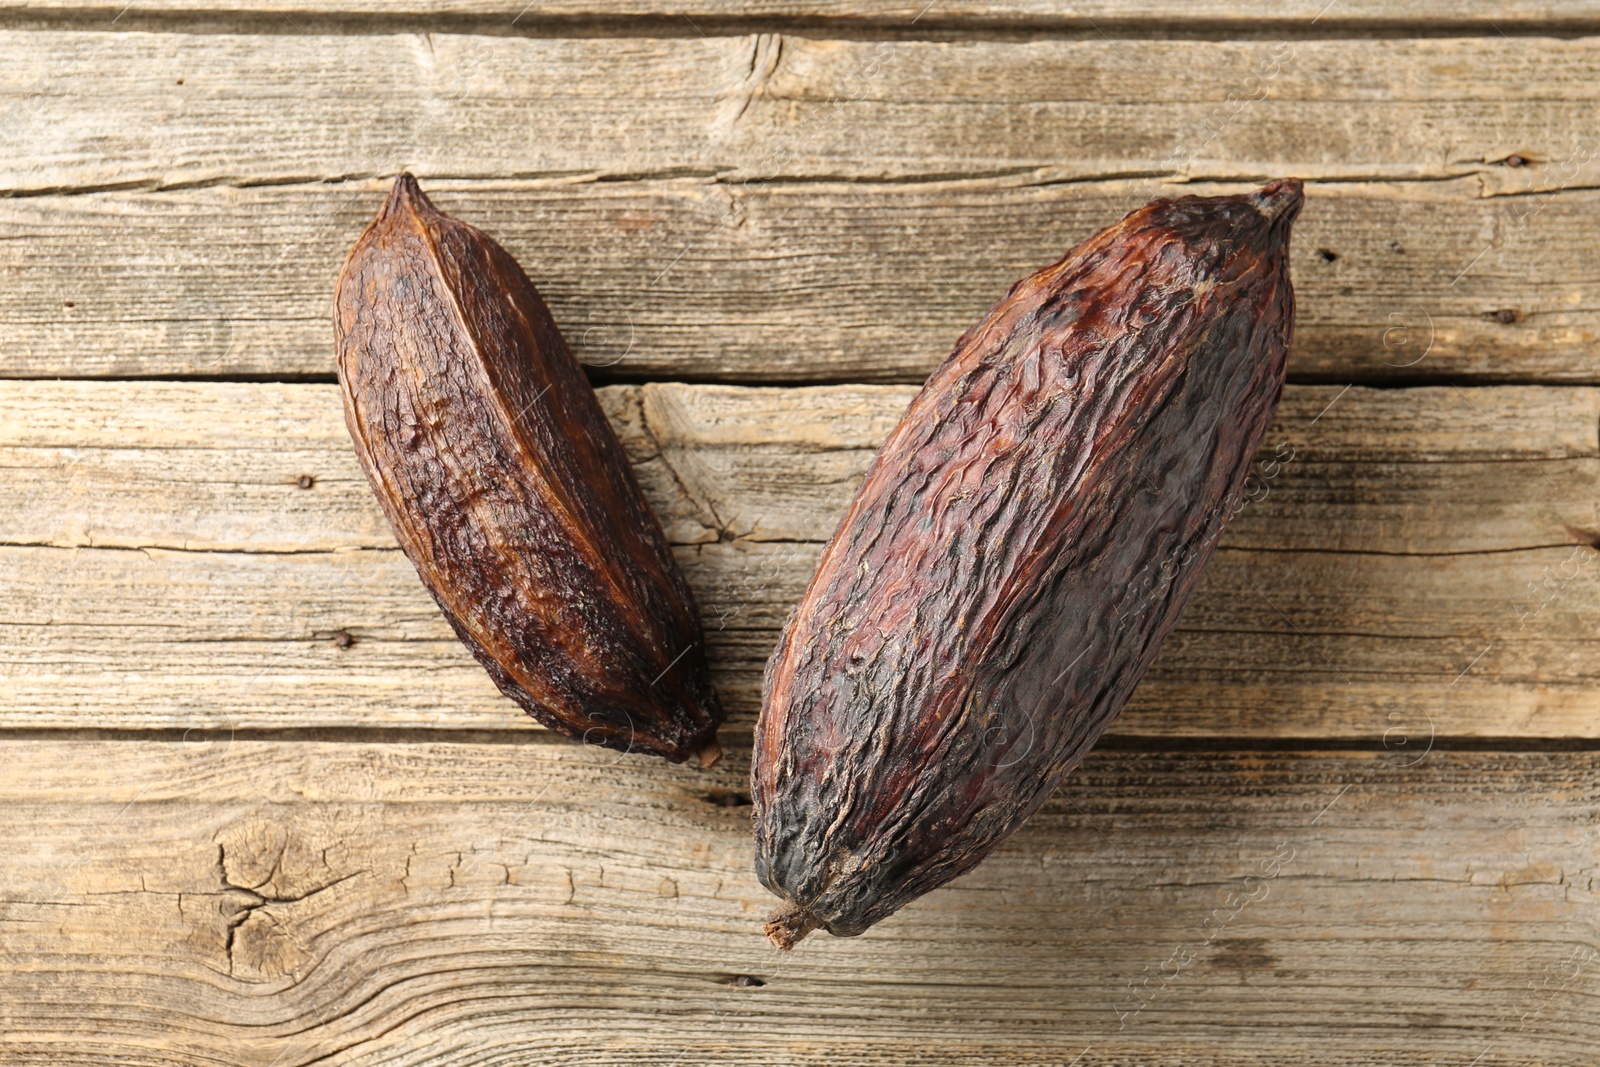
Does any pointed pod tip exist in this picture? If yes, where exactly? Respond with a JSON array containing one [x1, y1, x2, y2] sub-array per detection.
[[763, 902, 820, 950], [380, 172, 438, 222], [1251, 177, 1304, 225]]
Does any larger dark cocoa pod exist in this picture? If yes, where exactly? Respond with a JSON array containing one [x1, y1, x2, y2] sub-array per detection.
[[335, 174, 723, 765], [754, 180, 1303, 945]]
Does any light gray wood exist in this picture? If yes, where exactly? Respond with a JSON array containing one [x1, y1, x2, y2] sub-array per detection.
[[0, 738, 1591, 1065], [4, 380, 1597, 737], [2, 177, 1588, 381], [9, 379, 1596, 553], [0, 33, 1591, 195]]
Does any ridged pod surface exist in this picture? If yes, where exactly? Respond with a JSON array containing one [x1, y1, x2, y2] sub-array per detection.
[[335, 174, 723, 765], [755, 180, 1303, 945]]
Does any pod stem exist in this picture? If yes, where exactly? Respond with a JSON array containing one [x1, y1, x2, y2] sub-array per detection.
[[763, 902, 820, 951], [695, 739, 723, 770]]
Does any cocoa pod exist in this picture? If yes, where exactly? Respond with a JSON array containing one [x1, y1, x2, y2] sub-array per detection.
[[754, 179, 1303, 946], [334, 174, 723, 765]]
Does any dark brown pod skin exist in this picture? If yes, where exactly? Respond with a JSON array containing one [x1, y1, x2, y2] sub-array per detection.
[[335, 174, 723, 765], [754, 180, 1303, 946]]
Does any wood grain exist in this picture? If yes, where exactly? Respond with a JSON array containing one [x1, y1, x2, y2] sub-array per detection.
[[0, 738, 1592, 1065], [1, 8, 1592, 1063], [4, 379, 1597, 737], [3, 177, 1594, 382], [0, 33, 1593, 194]]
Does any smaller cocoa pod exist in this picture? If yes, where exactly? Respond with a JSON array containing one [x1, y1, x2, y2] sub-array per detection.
[[335, 174, 723, 765]]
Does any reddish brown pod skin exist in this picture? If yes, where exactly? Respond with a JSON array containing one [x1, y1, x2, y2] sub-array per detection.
[[754, 180, 1303, 946], [335, 174, 723, 765]]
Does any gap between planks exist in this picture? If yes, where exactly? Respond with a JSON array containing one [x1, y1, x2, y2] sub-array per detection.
[[0, 726, 1597, 752], [7, 5, 1600, 41]]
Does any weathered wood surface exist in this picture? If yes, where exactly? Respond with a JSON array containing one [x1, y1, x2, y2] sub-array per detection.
[[0, 33, 1592, 195], [3, 177, 1591, 382], [9, 380, 1599, 554], [4, 380, 1597, 737], [0, 738, 1593, 1065], [2, 11, 1595, 1063], [6, 0, 1600, 32]]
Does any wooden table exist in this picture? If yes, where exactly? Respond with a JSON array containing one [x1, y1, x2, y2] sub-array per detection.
[[2, 3, 1598, 1063]]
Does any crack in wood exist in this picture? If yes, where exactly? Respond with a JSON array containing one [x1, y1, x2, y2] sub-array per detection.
[[215, 841, 367, 977]]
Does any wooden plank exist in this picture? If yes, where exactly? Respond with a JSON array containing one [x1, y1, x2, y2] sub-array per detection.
[[10, 539, 1598, 739], [3, 379, 1598, 737], [0, 33, 1594, 196], [0, 739, 1592, 1064], [6, 0, 1600, 32], [8, 379, 1597, 554], [4, 178, 1595, 382]]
